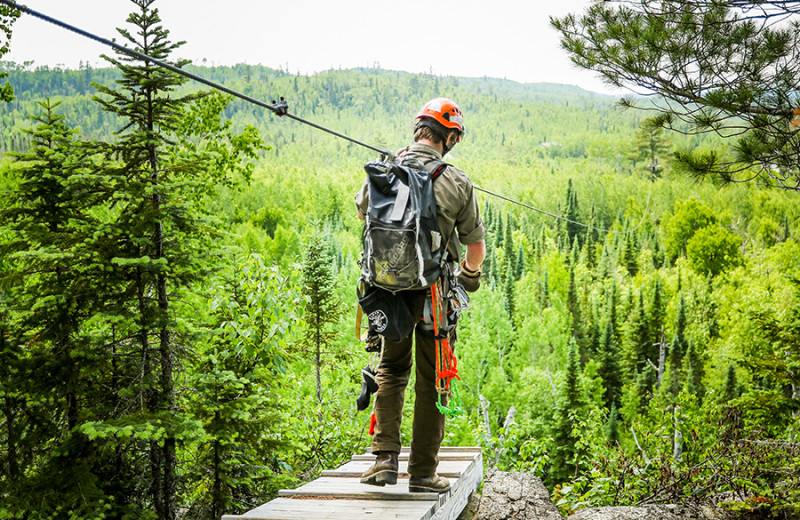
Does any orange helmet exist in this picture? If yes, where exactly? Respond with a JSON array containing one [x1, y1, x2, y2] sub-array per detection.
[[416, 98, 465, 142]]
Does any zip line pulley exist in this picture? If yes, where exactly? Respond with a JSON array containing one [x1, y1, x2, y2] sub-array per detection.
[[1, 0, 650, 235]]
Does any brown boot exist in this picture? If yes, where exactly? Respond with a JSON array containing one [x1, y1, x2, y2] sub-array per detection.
[[360, 451, 399, 486], [409, 474, 451, 493]]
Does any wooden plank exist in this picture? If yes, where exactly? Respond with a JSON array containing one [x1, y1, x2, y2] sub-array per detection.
[[431, 452, 483, 520], [321, 458, 471, 478], [277, 476, 449, 503], [223, 447, 484, 520], [221, 498, 437, 520]]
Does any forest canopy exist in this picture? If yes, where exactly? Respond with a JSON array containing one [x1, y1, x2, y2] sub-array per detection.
[[1, 1, 800, 518]]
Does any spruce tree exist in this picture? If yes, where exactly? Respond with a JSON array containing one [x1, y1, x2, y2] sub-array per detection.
[[550, 339, 583, 483], [623, 289, 649, 378], [606, 404, 620, 445], [90, 3, 198, 515], [0, 100, 112, 515], [606, 279, 619, 346], [504, 260, 516, 320], [721, 364, 740, 403], [567, 263, 585, 349], [301, 231, 340, 408], [586, 320, 601, 366], [585, 203, 599, 268], [621, 233, 638, 276], [649, 277, 666, 353], [88, 1, 261, 516], [684, 341, 705, 404], [599, 321, 622, 410], [514, 243, 525, 281], [564, 179, 583, 247], [669, 294, 689, 385]]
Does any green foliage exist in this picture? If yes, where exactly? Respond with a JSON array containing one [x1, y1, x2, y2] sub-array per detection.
[[686, 225, 742, 277], [0, 4, 19, 103], [663, 198, 718, 261], [627, 117, 672, 176], [299, 230, 342, 407], [183, 252, 300, 519], [549, 340, 585, 483], [3, 22, 800, 518], [553, 1, 800, 190]]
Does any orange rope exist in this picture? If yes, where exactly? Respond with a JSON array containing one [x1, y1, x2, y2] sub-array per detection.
[[431, 283, 460, 395]]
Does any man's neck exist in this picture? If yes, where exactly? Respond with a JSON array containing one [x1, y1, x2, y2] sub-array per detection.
[[416, 137, 444, 155]]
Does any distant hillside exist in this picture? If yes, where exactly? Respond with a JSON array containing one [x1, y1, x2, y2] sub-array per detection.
[[0, 62, 631, 162]]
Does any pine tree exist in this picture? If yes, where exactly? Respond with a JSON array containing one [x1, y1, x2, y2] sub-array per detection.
[[554, 1, 800, 190], [626, 117, 672, 175]]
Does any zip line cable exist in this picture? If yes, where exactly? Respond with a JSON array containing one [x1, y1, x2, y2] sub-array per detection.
[[3, 0, 649, 235], [474, 184, 652, 235]]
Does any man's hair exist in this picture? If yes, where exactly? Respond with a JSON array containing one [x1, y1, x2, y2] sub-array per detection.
[[414, 119, 457, 145]]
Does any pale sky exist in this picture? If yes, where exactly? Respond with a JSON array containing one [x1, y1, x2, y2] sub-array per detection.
[[4, 0, 619, 95]]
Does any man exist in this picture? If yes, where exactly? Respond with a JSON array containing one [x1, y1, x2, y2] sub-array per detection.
[[355, 98, 486, 493]]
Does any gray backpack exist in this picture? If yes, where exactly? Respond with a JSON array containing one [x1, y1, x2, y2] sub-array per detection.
[[360, 157, 448, 292]]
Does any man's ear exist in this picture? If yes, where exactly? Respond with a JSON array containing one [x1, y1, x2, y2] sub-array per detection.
[[447, 132, 459, 148]]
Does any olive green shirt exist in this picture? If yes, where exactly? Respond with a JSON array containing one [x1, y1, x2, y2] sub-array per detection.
[[355, 143, 486, 263]]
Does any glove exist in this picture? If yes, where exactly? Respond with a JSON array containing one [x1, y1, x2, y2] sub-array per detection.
[[457, 259, 481, 293]]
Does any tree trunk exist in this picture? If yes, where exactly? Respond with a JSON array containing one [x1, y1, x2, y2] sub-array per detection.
[[656, 328, 666, 390], [147, 77, 176, 520], [316, 318, 323, 424], [212, 413, 222, 520], [3, 398, 18, 479]]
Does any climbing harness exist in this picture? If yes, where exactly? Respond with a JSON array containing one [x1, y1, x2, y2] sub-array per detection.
[[3, 0, 651, 235]]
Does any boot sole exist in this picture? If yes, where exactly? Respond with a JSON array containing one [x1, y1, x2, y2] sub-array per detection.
[[360, 470, 398, 486], [409, 484, 451, 494]]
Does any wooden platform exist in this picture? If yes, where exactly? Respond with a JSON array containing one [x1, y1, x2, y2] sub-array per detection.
[[222, 447, 483, 520]]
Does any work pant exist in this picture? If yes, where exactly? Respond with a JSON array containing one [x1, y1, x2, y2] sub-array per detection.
[[371, 290, 450, 478]]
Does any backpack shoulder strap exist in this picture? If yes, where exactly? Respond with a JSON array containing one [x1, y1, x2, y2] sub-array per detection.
[[423, 160, 449, 181]]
